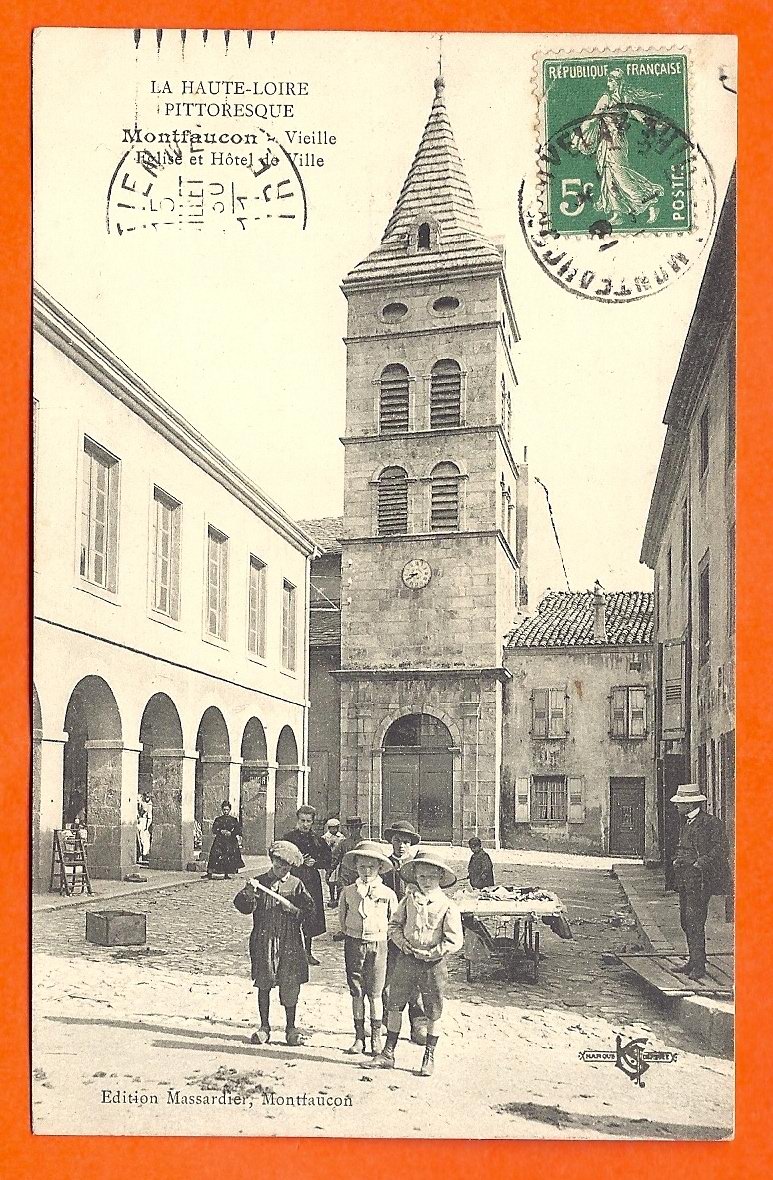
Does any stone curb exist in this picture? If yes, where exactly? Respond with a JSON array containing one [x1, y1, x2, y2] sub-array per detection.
[[612, 864, 734, 1060], [32, 871, 217, 914]]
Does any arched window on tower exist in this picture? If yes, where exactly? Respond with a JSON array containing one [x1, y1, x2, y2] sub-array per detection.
[[430, 359, 462, 429], [378, 467, 409, 536], [417, 222, 431, 251], [379, 364, 410, 433], [430, 462, 461, 532]]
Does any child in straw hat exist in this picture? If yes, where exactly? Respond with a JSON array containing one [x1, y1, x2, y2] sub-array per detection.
[[378, 850, 463, 1077], [338, 840, 397, 1056], [233, 839, 315, 1046]]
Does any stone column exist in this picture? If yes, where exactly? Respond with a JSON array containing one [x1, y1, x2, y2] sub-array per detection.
[[371, 747, 384, 839], [35, 731, 67, 893], [263, 762, 278, 851], [198, 754, 232, 861], [460, 699, 481, 844], [119, 744, 143, 876], [84, 739, 124, 880], [240, 760, 269, 854], [148, 747, 195, 871]]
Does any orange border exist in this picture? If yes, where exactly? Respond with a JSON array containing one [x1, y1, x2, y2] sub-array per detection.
[[2, 3, 770, 1177]]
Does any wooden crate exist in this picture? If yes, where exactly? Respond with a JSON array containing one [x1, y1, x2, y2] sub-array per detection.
[[85, 910, 147, 947]]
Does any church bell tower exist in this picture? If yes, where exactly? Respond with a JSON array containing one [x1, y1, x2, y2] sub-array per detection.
[[338, 75, 526, 846]]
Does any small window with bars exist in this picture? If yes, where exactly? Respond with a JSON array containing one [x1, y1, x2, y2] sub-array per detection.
[[379, 364, 410, 433], [430, 359, 462, 428], [248, 555, 267, 658], [530, 776, 568, 824], [378, 466, 408, 536], [430, 462, 460, 531], [610, 686, 648, 738], [500, 375, 511, 439], [532, 688, 568, 739], [206, 526, 229, 640], [80, 437, 120, 591], [151, 487, 181, 618]]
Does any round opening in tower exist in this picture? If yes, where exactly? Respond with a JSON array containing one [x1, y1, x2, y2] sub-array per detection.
[[432, 295, 460, 313], [381, 301, 408, 323]]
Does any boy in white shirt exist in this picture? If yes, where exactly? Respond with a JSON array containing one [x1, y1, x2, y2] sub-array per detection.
[[338, 840, 397, 1056]]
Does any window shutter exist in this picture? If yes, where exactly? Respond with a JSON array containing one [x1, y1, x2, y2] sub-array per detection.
[[532, 689, 548, 738], [377, 467, 409, 535], [379, 365, 409, 433], [629, 687, 647, 737], [430, 462, 460, 531], [568, 778, 585, 824], [610, 687, 627, 738], [430, 360, 462, 428], [549, 688, 567, 737], [514, 777, 530, 823], [662, 639, 686, 738]]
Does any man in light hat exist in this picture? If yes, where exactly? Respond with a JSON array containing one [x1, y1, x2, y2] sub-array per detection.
[[670, 783, 730, 981]]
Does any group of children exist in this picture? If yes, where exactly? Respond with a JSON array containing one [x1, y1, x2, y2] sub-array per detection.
[[234, 818, 493, 1077]]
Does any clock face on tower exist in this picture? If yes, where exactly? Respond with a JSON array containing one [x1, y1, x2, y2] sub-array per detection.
[[402, 558, 432, 589]]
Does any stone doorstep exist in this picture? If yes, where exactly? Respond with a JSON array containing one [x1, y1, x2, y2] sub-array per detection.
[[32, 870, 212, 914]]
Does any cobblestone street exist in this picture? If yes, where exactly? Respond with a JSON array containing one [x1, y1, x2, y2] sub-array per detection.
[[32, 851, 733, 1139]]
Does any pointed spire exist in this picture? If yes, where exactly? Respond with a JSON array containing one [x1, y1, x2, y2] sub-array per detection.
[[344, 76, 501, 288]]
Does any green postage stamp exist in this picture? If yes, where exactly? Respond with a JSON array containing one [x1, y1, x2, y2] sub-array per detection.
[[541, 54, 691, 235]]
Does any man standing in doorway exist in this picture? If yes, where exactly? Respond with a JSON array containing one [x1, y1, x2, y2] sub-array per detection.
[[670, 782, 730, 981]]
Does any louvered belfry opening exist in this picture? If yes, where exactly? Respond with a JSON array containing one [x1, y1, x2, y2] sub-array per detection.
[[430, 359, 462, 428], [430, 462, 460, 531], [379, 364, 410, 433], [378, 466, 409, 535]]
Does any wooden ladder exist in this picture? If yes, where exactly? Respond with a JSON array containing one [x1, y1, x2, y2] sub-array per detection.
[[49, 829, 93, 896]]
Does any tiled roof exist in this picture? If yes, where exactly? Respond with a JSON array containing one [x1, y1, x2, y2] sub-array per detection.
[[507, 590, 654, 648], [309, 610, 341, 649], [343, 77, 503, 288], [297, 516, 344, 555]]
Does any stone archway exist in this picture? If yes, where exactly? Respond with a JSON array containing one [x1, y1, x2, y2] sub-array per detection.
[[139, 693, 190, 870], [240, 717, 268, 854], [195, 707, 231, 860], [275, 726, 300, 840], [63, 675, 125, 879], [382, 714, 454, 842]]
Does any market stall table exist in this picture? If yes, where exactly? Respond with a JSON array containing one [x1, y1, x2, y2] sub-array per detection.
[[454, 885, 572, 984]]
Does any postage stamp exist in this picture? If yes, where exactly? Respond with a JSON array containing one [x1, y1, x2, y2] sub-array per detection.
[[541, 53, 691, 235]]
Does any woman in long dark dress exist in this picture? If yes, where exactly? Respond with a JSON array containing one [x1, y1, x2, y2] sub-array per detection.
[[282, 804, 331, 965], [233, 840, 315, 1045], [205, 801, 245, 879]]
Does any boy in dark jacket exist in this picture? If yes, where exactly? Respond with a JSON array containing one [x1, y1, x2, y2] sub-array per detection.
[[467, 837, 495, 890]]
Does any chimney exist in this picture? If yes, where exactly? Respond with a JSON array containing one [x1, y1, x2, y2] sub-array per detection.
[[593, 580, 607, 642]]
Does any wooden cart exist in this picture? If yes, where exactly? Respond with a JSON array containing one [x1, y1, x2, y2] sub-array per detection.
[[457, 891, 570, 985]]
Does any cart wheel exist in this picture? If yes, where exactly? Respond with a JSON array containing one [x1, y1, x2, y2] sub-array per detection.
[[531, 931, 540, 983]]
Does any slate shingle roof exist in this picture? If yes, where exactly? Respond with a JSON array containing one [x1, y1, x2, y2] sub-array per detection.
[[343, 77, 503, 288], [297, 516, 344, 555], [507, 590, 654, 648], [309, 610, 341, 649]]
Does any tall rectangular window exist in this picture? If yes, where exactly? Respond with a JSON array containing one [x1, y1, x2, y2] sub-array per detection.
[[152, 487, 181, 618], [681, 500, 689, 570], [206, 526, 229, 640], [698, 552, 710, 665], [530, 776, 568, 824], [665, 545, 672, 616], [532, 688, 567, 738], [610, 687, 648, 739], [248, 556, 267, 658], [699, 406, 710, 477], [80, 438, 120, 591], [282, 579, 297, 671]]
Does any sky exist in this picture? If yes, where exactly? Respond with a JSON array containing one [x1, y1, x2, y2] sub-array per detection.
[[33, 29, 736, 600]]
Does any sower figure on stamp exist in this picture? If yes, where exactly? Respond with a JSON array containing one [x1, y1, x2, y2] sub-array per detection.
[[378, 850, 463, 1078], [670, 783, 731, 981], [283, 804, 331, 966], [381, 820, 428, 1045], [233, 840, 315, 1047]]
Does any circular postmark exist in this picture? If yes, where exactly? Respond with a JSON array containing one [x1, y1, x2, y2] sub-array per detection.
[[519, 103, 716, 303], [106, 123, 307, 235]]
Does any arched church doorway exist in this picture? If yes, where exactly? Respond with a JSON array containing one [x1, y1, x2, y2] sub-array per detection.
[[62, 675, 123, 877], [138, 693, 186, 869], [195, 706, 230, 860], [382, 714, 453, 842], [275, 726, 300, 839], [240, 717, 268, 854]]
